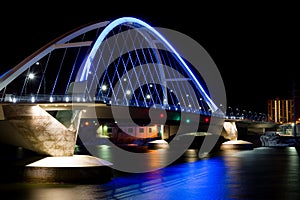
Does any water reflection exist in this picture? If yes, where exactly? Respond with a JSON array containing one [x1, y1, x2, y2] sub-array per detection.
[[1, 146, 300, 199], [76, 144, 205, 173], [222, 147, 300, 199]]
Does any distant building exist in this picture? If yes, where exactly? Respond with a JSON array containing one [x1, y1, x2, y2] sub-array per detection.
[[267, 98, 294, 123], [267, 97, 300, 124]]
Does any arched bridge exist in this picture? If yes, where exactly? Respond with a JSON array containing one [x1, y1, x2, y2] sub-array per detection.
[[0, 17, 273, 156]]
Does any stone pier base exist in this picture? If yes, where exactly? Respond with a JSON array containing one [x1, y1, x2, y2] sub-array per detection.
[[23, 155, 113, 183], [220, 140, 253, 150], [148, 139, 169, 149]]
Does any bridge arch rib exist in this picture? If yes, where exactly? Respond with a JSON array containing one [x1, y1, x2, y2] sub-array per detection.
[[0, 16, 221, 116], [0, 20, 110, 92], [76, 17, 219, 115]]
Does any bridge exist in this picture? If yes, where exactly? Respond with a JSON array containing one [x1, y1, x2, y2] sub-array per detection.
[[0, 17, 275, 157]]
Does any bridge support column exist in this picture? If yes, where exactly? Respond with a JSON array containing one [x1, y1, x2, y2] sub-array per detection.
[[0, 104, 81, 156], [222, 121, 238, 140], [221, 121, 253, 150]]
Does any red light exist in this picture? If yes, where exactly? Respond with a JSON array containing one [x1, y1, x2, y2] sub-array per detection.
[[204, 117, 209, 123], [160, 113, 165, 118]]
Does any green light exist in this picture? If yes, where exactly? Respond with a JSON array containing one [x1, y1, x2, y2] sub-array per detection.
[[103, 125, 108, 132], [186, 119, 191, 123], [172, 115, 181, 121], [175, 116, 181, 121]]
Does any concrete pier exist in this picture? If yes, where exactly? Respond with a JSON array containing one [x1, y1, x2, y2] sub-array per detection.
[[147, 139, 169, 149], [24, 155, 113, 183], [220, 140, 253, 150], [0, 104, 81, 156], [0, 144, 113, 184]]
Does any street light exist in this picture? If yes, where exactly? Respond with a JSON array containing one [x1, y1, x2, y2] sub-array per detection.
[[24, 72, 35, 96], [36, 62, 46, 94], [28, 73, 35, 80], [101, 84, 107, 92]]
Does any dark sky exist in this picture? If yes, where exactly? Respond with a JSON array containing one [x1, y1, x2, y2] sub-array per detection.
[[0, 2, 298, 113]]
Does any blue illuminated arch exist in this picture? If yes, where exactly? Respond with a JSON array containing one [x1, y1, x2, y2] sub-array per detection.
[[81, 17, 218, 112]]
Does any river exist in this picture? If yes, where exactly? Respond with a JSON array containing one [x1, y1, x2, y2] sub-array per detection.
[[1, 144, 300, 199]]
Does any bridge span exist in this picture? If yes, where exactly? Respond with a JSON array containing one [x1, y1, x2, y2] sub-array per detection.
[[0, 101, 219, 156], [0, 17, 274, 156], [0, 101, 275, 156]]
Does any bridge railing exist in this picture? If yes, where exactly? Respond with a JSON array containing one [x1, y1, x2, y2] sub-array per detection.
[[225, 115, 269, 122], [0, 94, 229, 118], [0, 94, 104, 104], [1, 94, 268, 122]]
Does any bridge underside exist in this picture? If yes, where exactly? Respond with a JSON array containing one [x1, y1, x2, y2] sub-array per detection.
[[0, 103, 224, 156], [0, 101, 275, 156]]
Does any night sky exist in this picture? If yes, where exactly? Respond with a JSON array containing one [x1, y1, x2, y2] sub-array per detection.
[[0, 2, 297, 114]]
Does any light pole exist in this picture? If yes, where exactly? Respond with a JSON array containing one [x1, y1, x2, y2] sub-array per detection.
[[24, 72, 35, 96], [36, 62, 46, 94]]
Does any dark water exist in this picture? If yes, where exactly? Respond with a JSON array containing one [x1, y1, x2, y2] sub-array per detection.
[[1, 146, 300, 200]]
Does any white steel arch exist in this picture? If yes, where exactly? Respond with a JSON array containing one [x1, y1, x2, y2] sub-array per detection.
[[0, 21, 109, 91], [0, 17, 219, 113]]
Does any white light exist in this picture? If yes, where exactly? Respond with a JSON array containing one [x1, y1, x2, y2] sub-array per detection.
[[12, 97, 17, 103], [28, 73, 35, 80], [31, 96, 35, 103], [101, 85, 107, 91], [65, 96, 69, 102], [126, 90, 131, 95], [49, 96, 53, 102], [146, 94, 151, 99]]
